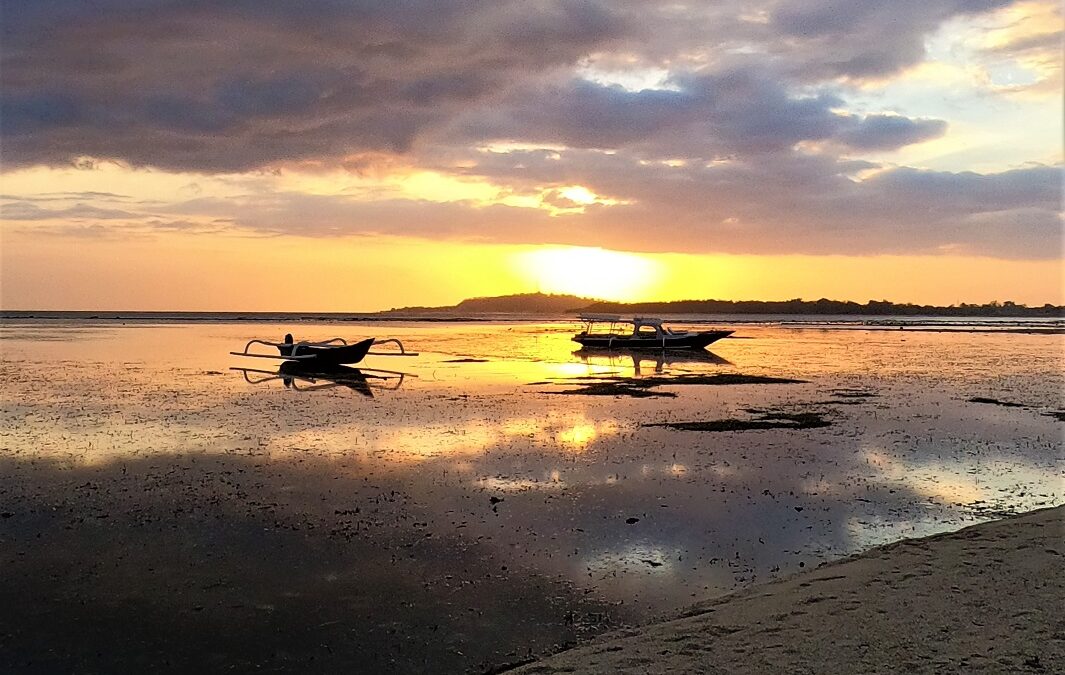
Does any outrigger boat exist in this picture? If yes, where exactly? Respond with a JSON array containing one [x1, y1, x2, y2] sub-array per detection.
[[231, 334, 416, 366], [573, 315, 732, 350], [230, 334, 416, 396]]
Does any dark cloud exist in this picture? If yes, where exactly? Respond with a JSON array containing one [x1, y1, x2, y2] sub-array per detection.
[[0, 0, 626, 171], [464, 69, 946, 156], [862, 165, 1062, 211], [769, 0, 1012, 79], [0, 0, 1012, 172], [835, 114, 948, 150]]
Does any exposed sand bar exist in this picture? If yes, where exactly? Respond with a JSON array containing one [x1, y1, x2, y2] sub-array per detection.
[[513, 506, 1064, 674]]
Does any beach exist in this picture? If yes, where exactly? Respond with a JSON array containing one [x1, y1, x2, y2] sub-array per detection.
[[513, 505, 1064, 674], [0, 318, 1061, 673]]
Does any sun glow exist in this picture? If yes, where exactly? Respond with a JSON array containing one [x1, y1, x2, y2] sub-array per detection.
[[515, 246, 661, 301], [558, 185, 598, 205]]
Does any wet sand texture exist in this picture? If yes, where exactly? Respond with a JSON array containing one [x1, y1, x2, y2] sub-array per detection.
[[513, 506, 1065, 674]]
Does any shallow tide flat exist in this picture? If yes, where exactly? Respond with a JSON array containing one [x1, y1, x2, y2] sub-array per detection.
[[1, 320, 1061, 673]]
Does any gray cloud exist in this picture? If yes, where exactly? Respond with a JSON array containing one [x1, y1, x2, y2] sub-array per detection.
[[769, 0, 1012, 79], [1, 0, 1011, 172], [462, 69, 947, 157], [0, 0, 625, 171], [834, 115, 948, 150]]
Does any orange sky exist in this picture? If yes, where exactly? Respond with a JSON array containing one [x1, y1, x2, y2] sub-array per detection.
[[2, 231, 1061, 311]]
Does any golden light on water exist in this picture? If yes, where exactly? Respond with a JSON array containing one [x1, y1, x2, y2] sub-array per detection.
[[515, 246, 661, 301]]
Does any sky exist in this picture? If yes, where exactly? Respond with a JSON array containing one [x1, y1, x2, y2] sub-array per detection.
[[1, 0, 1062, 311]]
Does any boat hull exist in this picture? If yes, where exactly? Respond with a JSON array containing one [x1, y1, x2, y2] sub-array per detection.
[[573, 330, 732, 350], [573, 347, 732, 365], [278, 337, 375, 365]]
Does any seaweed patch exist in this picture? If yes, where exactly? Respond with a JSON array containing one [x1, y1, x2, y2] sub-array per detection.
[[830, 389, 878, 399], [644, 410, 832, 432], [968, 397, 1025, 408]]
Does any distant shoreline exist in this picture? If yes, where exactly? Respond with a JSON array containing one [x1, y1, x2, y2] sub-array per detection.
[[4, 292, 1062, 321], [2, 309, 1064, 332], [388, 292, 1065, 318]]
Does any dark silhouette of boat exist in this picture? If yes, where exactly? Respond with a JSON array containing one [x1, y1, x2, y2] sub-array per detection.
[[277, 337, 375, 365], [573, 315, 733, 350], [231, 334, 416, 365]]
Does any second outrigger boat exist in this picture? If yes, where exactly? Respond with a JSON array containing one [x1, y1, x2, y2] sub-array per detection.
[[573, 314, 732, 350]]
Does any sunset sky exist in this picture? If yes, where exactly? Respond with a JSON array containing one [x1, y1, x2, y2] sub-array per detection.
[[1, 0, 1062, 311]]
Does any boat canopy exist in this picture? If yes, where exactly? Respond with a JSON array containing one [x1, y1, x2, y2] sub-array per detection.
[[579, 314, 666, 328]]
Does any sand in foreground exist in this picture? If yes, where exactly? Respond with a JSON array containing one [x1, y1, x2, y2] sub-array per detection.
[[513, 506, 1064, 674]]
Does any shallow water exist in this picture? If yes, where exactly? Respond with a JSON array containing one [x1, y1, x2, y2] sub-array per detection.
[[1, 321, 1062, 672]]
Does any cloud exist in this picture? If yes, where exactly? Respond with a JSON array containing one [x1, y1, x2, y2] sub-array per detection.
[[0, 0, 1008, 172], [769, 0, 1012, 79], [0, 0, 626, 171], [834, 114, 948, 150], [461, 68, 947, 158], [0, 201, 138, 221]]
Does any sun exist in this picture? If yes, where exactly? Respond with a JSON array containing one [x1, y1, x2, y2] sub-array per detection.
[[515, 246, 660, 301]]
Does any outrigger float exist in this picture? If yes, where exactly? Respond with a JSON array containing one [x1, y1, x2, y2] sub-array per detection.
[[573, 315, 733, 350]]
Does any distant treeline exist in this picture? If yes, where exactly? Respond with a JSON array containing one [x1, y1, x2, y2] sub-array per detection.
[[582, 298, 1064, 317], [383, 293, 1063, 317]]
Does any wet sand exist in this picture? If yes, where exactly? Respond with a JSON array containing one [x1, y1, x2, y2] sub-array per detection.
[[513, 505, 1065, 674], [0, 321, 1061, 672]]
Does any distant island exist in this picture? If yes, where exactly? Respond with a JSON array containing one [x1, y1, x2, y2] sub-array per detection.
[[383, 293, 1064, 317], [385, 293, 597, 315]]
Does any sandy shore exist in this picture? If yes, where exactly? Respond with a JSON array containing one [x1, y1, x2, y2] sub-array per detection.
[[512, 506, 1064, 674]]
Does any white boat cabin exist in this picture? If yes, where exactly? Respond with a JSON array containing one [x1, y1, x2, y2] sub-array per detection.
[[578, 314, 680, 339]]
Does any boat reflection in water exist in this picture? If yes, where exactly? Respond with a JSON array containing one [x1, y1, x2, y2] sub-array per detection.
[[573, 347, 732, 376], [231, 362, 412, 397]]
